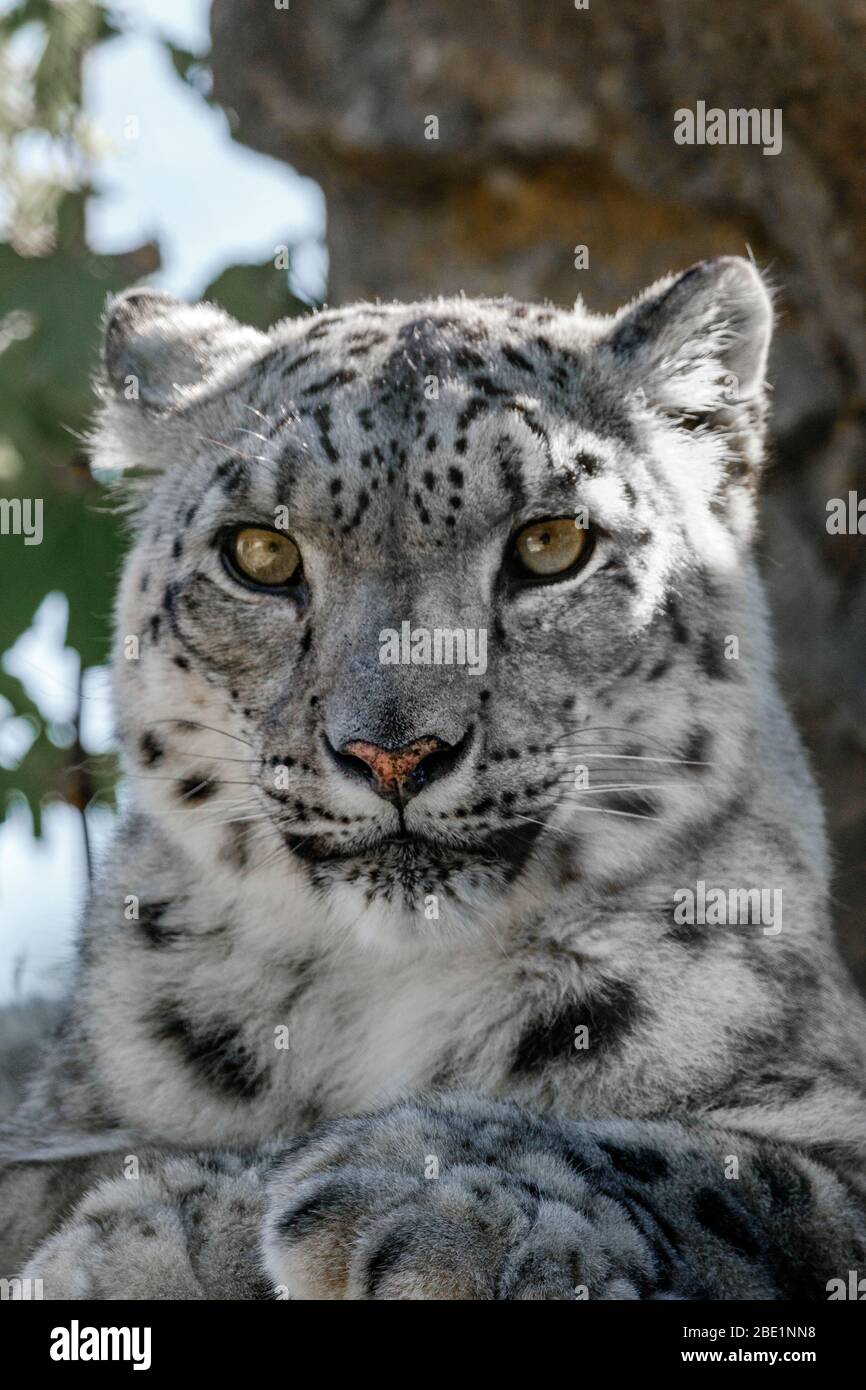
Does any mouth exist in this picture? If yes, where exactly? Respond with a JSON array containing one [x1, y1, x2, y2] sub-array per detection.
[[284, 820, 546, 884]]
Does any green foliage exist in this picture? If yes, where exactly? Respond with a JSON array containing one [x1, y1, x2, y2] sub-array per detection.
[[0, 0, 132, 829], [203, 258, 310, 331], [0, 190, 154, 825]]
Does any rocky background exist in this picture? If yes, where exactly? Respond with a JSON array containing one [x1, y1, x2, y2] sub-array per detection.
[[210, 0, 866, 986]]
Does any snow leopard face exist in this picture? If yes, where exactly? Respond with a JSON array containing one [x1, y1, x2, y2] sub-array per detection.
[[96, 257, 772, 947]]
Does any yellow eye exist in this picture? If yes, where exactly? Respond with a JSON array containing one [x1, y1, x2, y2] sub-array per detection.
[[513, 517, 589, 578], [229, 527, 301, 587]]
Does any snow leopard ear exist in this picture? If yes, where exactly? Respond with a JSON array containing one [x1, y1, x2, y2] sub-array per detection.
[[603, 256, 773, 423], [102, 287, 268, 411]]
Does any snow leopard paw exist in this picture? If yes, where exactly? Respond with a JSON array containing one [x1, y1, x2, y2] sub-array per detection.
[[19, 1151, 270, 1300], [262, 1098, 656, 1300]]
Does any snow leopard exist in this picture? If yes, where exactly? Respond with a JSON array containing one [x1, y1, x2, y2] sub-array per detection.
[[2, 256, 865, 1300]]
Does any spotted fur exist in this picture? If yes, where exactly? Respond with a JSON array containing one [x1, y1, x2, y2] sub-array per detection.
[[2, 259, 865, 1299]]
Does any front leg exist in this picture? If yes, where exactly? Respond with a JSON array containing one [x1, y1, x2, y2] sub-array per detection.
[[262, 1094, 866, 1300]]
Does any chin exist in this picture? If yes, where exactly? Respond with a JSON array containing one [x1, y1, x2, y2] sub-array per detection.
[[292, 828, 541, 951], [323, 873, 511, 952], [296, 839, 522, 950]]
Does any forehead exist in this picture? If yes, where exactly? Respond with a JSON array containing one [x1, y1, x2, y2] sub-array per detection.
[[184, 300, 642, 546], [243, 299, 634, 448]]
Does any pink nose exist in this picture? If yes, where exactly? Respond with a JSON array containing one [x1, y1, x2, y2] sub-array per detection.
[[340, 737, 447, 802]]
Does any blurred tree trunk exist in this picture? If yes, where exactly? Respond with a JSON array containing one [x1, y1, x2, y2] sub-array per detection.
[[211, 0, 866, 988]]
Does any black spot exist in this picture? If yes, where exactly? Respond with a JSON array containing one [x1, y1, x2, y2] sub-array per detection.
[[313, 403, 338, 463], [177, 773, 218, 803], [592, 788, 659, 817], [647, 657, 671, 681], [139, 731, 164, 766], [277, 1182, 351, 1240], [697, 632, 730, 680], [507, 403, 551, 463], [214, 458, 248, 494], [150, 1006, 266, 1099], [693, 1188, 760, 1259], [457, 397, 490, 433], [363, 1227, 417, 1297], [683, 726, 711, 766], [346, 331, 387, 356], [137, 900, 181, 948], [278, 349, 318, 379], [304, 313, 342, 340], [665, 596, 690, 645], [302, 368, 359, 395], [502, 344, 535, 372], [511, 978, 643, 1074], [472, 373, 509, 399], [599, 1142, 669, 1184], [494, 435, 526, 510]]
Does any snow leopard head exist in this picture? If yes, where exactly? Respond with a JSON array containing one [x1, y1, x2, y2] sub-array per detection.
[[94, 256, 774, 947]]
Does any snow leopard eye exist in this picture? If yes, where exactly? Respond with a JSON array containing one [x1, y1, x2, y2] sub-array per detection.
[[512, 517, 592, 580], [224, 526, 301, 589]]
